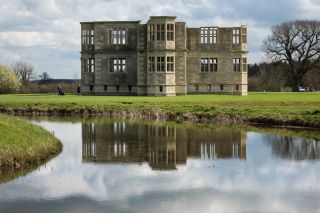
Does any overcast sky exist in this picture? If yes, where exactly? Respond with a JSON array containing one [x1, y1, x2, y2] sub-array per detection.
[[0, 0, 320, 79]]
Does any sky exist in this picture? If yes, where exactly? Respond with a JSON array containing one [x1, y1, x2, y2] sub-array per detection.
[[0, 0, 320, 79]]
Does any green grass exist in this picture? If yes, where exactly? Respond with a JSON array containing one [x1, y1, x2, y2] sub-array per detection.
[[0, 92, 319, 127], [0, 114, 62, 175]]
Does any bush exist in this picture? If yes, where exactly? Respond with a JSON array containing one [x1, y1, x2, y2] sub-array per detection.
[[0, 65, 21, 94]]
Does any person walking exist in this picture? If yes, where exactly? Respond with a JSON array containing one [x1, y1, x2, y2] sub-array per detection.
[[57, 84, 62, 96], [77, 85, 81, 95]]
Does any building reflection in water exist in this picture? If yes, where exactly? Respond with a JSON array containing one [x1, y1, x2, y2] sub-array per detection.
[[264, 135, 320, 160], [82, 121, 247, 170]]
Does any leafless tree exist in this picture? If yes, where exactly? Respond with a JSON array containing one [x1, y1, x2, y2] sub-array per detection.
[[38, 72, 51, 81], [12, 60, 35, 85], [74, 72, 79, 85], [263, 20, 320, 91]]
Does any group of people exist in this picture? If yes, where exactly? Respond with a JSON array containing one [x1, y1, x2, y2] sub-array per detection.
[[57, 84, 81, 96]]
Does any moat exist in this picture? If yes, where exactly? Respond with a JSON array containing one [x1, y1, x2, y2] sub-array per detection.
[[0, 117, 320, 213]]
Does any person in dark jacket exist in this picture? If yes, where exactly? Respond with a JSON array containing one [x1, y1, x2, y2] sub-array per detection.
[[77, 85, 81, 95], [57, 84, 64, 96]]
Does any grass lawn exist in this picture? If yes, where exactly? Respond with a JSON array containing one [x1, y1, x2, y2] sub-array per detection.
[[0, 92, 319, 127], [0, 114, 62, 174]]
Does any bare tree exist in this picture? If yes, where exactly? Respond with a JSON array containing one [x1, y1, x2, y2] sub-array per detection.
[[263, 20, 320, 91], [12, 60, 35, 85], [38, 72, 51, 81], [74, 72, 79, 85]]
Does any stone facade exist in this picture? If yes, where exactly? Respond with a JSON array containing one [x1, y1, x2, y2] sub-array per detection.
[[80, 16, 248, 96]]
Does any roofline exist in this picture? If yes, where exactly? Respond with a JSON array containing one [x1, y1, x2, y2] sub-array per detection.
[[187, 25, 246, 29], [80, 21, 141, 24], [149, 16, 177, 19]]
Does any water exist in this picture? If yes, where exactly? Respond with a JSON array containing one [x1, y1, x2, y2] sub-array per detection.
[[0, 118, 320, 213]]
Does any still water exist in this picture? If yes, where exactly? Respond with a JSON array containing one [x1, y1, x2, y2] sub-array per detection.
[[0, 118, 320, 213]]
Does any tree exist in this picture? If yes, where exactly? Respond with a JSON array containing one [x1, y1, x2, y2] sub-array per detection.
[[38, 72, 51, 81], [248, 62, 286, 91], [248, 63, 261, 77], [12, 60, 35, 86], [0, 65, 21, 93], [263, 20, 320, 91]]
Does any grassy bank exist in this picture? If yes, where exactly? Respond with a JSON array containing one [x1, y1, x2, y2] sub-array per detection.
[[0, 92, 319, 128], [0, 114, 62, 174]]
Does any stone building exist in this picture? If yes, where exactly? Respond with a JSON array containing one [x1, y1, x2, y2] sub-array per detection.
[[80, 16, 248, 96]]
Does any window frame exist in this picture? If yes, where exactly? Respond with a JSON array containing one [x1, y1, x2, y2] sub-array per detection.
[[232, 29, 240, 44], [200, 27, 218, 44], [109, 58, 127, 73], [148, 56, 155, 72], [81, 29, 94, 45], [81, 29, 86, 45], [83, 58, 95, 73], [148, 24, 155, 41], [156, 24, 165, 41], [166, 56, 174, 72], [242, 28, 247, 44], [242, 58, 247, 72], [112, 29, 126, 45], [157, 56, 165, 72], [90, 30, 94, 45], [233, 58, 241, 72], [200, 58, 218, 72], [167, 24, 174, 41]]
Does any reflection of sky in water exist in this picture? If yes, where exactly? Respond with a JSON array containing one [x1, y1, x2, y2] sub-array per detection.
[[0, 120, 319, 213]]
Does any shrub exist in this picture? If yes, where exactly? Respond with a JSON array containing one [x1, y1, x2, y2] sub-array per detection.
[[0, 64, 21, 94]]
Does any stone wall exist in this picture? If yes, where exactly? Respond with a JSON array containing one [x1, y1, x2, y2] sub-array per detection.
[[80, 17, 248, 96], [186, 26, 248, 95]]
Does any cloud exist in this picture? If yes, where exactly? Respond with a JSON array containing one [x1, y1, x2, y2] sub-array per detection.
[[301, 0, 320, 18], [0, 32, 59, 47], [0, 0, 319, 78], [0, 48, 22, 61]]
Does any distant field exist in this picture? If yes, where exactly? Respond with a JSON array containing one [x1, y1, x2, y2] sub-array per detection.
[[0, 92, 319, 127], [0, 92, 319, 104]]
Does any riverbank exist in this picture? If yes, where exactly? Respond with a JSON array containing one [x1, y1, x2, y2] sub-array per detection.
[[0, 114, 62, 174], [0, 92, 319, 128]]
